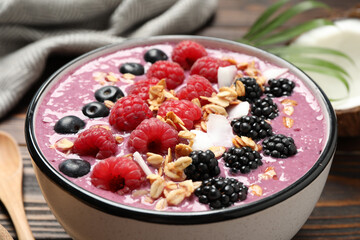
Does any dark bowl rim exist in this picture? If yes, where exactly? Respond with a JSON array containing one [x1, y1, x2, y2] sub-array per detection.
[[25, 35, 337, 225]]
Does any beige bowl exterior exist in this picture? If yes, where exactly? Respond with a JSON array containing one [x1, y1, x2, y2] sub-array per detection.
[[32, 157, 333, 240]]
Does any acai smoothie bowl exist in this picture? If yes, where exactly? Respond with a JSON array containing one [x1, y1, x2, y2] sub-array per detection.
[[25, 36, 336, 240]]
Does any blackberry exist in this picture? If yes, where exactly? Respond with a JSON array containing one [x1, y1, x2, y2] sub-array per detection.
[[235, 77, 263, 102], [251, 97, 279, 119], [194, 177, 248, 209], [223, 147, 263, 174], [262, 134, 297, 158], [231, 115, 272, 140], [265, 78, 295, 97], [184, 150, 220, 181]]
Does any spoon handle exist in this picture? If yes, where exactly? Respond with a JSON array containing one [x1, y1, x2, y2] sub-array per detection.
[[0, 171, 34, 240]]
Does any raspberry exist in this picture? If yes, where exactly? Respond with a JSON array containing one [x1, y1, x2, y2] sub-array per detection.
[[177, 75, 216, 105], [157, 99, 202, 130], [190, 56, 231, 83], [73, 127, 117, 159], [109, 95, 153, 131], [91, 156, 146, 194], [172, 40, 208, 70], [128, 118, 179, 154], [146, 60, 185, 89], [128, 77, 159, 101]]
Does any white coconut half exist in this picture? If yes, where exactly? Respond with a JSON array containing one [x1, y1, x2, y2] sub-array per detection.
[[292, 18, 360, 110]]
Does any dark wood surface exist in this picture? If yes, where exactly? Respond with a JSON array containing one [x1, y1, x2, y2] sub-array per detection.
[[1, 0, 360, 239]]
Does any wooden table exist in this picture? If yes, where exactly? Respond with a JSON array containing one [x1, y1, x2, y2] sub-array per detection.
[[1, 0, 359, 239]]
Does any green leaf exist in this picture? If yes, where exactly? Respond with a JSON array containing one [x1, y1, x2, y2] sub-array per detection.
[[255, 19, 332, 46], [268, 46, 355, 64], [244, 0, 290, 39], [283, 55, 350, 77], [245, 1, 328, 42], [296, 65, 350, 94]]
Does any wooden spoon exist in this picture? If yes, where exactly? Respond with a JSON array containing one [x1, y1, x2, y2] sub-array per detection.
[[0, 131, 34, 240], [0, 223, 14, 240]]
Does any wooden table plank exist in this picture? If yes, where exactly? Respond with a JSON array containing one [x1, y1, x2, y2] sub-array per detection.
[[1, 0, 359, 239]]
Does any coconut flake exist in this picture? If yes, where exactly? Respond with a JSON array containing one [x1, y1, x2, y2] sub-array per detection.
[[227, 101, 250, 120], [133, 151, 152, 176], [262, 68, 288, 81], [190, 130, 213, 151], [206, 114, 234, 147], [218, 65, 237, 88]]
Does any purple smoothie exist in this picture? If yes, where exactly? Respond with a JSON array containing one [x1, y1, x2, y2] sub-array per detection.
[[33, 42, 326, 212]]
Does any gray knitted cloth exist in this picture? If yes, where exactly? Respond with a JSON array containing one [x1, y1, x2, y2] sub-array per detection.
[[0, 0, 217, 118]]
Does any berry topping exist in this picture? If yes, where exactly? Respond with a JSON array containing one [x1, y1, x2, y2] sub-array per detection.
[[59, 159, 91, 178], [95, 86, 124, 102], [262, 134, 297, 158], [128, 118, 179, 154], [82, 102, 109, 118], [265, 78, 296, 98], [119, 62, 144, 76], [91, 156, 146, 194], [171, 40, 207, 70], [109, 95, 153, 131], [157, 99, 202, 130], [190, 56, 231, 83], [235, 77, 263, 102], [231, 115, 273, 140], [128, 77, 160, 101], [146, 60, 185, 89], [144, 49, 168, 63], [251, 97, 279, 120], [223, 147, 263, 174], [72, 127, 117, 159], [195, 177, 248, 209], [54, 116, 85, 134], [177, 75, 216, 105], [184, 150, 220, 181]]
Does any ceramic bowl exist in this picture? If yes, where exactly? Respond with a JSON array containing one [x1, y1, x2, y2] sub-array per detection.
[[25, 36, 337, 240]]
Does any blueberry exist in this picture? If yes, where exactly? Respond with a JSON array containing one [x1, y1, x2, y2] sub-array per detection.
[[95, 86, 124, 102], [119, 62, 144, 75], [144, 49, 168, 63], [59, 159, 91, 178], [54, 116, 85, 134], [82, 102, 109, 118]]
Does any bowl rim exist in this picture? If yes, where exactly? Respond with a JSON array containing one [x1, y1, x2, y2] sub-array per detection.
[[25, 35, 337, 225]]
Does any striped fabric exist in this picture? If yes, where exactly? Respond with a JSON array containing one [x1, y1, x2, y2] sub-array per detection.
[[0, 0, 217, 118]]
